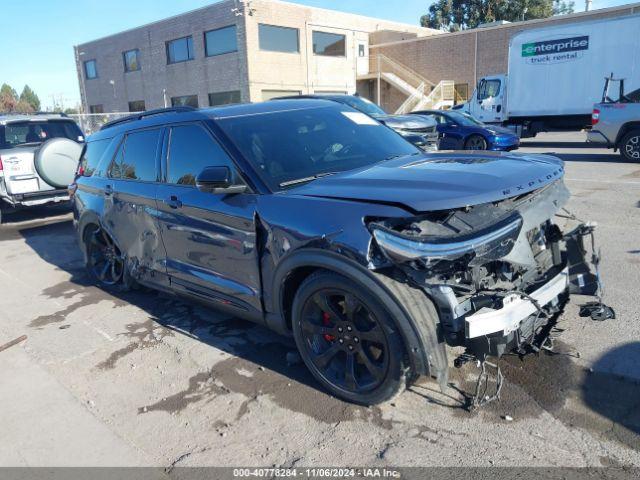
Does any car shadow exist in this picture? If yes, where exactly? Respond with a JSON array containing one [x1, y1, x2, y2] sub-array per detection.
[[1, 203, 72, 230], [582, 343, 640, 448], [521, 141, 603, 149], [550, 153, 626, 163], [15, 219, 401, 423]]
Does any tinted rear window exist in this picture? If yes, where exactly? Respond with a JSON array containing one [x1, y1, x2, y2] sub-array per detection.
[[79, 138, 112, 177], [109, 128, 161, 181], [0, 120, 84, 148]]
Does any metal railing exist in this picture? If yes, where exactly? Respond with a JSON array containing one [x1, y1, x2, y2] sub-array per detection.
[[371, 54, 435, 90], [68, 112, 133, 135], [396, 83, 426, 114]]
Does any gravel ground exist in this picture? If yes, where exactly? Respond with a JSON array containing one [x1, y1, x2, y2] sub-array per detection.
[[0, 132, 638, 469]]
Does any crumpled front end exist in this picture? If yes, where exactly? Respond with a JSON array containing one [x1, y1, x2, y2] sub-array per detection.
[[369, 179, 607, 363]]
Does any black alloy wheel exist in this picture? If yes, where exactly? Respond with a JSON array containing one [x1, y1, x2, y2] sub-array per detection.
[[292, 272, 408, 405], [85, 225, 125, 286]]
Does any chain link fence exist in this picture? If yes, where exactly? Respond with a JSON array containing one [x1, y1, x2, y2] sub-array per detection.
[[68, 112, 133, 136]]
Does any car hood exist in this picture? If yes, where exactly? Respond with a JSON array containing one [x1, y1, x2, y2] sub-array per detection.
[[481, 124, 518, 137], [290, 152, 564, 212], [374, 114, 436, 130]]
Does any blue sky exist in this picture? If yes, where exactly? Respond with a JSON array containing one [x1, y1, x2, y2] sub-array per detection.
[[0, 0, 630, 109]]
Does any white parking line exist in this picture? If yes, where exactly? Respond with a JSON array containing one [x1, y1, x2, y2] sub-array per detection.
[[565, 177, 640, 186]]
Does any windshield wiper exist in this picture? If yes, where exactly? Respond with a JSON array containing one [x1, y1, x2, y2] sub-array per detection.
[[383, 152, 420, 161], [279, 172, 337, 188]]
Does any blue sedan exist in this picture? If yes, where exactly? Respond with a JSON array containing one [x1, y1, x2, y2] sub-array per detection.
[[412, 110, 520, 151]]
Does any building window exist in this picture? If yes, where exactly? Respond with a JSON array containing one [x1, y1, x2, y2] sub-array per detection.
[[166, 36, 194, 64], [89, 104, 104, 113], [205, 25, 237, 57], [84, 60, 98, 79], [313, 31, 346, 57], [123, 49, 141, 72], [171, 95, 199, 108], [261, 90, 301, 101], [128, 100, 146, 112], [258, 24, 299, 53], [209, 90, 241, 106]]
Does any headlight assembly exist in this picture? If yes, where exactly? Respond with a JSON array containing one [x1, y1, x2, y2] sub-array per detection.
[[372, 215, 523, 264]]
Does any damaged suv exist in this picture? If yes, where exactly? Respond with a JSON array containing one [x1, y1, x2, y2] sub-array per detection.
[[72, 100, 606, 405]]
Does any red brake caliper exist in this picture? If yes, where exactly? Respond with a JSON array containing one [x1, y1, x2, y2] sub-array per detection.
[[322, 312, 335, 342]]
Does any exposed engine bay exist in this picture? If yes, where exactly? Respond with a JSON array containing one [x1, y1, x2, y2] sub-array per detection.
[[369, 179, 613, 383]]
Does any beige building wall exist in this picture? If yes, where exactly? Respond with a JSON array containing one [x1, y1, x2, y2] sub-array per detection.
[[76, 0, 249, 112], [369, 2, 640, 110], [244, 0, 437, 102], [75, 0, 439, 113]]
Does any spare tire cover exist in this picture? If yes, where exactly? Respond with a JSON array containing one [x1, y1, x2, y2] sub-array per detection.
[[34, 138, 83, 189]]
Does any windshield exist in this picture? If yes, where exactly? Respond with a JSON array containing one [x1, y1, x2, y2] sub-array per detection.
[[0, 120, 84, 148], [446, 111, 485, 127], [218, 105, 419, 190], [328, 96, 387, 117]]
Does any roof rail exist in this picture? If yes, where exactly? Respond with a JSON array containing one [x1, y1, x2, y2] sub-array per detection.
[[100, 106, 196, 131], [0, 111, 68, 117]]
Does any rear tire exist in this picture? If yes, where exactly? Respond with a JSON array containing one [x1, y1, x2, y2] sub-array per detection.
[[83, 224, 134, 291], [464, 134, 488, 150], [619, 130, 640, 162], [291, 271, 410, 405]]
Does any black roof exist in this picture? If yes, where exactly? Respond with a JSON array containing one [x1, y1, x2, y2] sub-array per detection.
[[89, 99, 337, 141]]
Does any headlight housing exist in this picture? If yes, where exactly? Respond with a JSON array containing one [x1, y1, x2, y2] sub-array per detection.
[[371, 215, 523, 265]]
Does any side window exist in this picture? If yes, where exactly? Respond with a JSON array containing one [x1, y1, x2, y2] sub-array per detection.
[[109, 141, 125, 179], [109, 128, 162, 181], [167, 124, 236, 186], [432, 114, 448, 125], [478, 79, 501, 100], [79, 138, 111, 177]]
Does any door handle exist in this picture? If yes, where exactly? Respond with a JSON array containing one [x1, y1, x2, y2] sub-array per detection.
[[164, 195, 182, 209], [104, 185, 113, 196]]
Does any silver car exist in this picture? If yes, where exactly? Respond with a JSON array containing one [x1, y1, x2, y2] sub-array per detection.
[[0, 113, 85, 223]]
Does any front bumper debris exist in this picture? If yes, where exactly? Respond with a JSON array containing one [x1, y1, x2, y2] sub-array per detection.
[[465, 267, 568, 339]]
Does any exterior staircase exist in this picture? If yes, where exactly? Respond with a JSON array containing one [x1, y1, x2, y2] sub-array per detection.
[[358, 54, 456, 113]]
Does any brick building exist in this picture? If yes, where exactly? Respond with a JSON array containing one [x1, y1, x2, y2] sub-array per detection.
[[74, 0, 437, 113], [75, 0, 640, 115], [363, 2, 640, 113]]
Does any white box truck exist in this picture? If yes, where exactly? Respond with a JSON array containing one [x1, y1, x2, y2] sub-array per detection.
[[458, 14, 640, 136]]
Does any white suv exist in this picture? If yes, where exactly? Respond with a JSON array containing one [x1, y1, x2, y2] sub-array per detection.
[[0, 113, 85, 223]]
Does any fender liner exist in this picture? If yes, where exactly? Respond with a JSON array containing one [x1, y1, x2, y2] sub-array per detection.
[[76, 211, 102, 264], [268, 249, 448, 379]]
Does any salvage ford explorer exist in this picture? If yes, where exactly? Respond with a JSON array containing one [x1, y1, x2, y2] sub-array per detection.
[[71, 100, 609, 406]]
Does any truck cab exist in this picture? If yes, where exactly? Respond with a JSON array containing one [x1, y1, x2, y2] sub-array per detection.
[[466, 75, 507, 124]]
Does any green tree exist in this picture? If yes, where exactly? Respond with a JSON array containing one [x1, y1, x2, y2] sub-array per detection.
[[421, 0, 574, 31], [19, 85, 41, 111], [0, 83, 19, 112]]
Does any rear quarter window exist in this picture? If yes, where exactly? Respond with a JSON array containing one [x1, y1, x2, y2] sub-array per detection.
[[79, 138, 113, 177]]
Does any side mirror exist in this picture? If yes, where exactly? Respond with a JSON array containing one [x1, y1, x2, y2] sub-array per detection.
[[196, 166, 246, 194]]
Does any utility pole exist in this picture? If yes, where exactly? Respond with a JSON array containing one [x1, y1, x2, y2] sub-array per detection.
[[585, 0, 592, 11]]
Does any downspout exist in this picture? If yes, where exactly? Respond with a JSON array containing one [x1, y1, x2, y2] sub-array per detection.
[[305, 20, 311, 93], [377, 54, 381, 105], [474, 31, 478, 89]]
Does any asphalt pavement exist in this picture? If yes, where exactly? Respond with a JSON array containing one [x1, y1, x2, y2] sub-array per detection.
[[0, 131, 638, 469]]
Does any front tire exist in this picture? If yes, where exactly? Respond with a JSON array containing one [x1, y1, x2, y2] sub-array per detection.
[[619, 130, 640, 162], [291, 271, 410, 405], [464, 134, 488, 150]]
